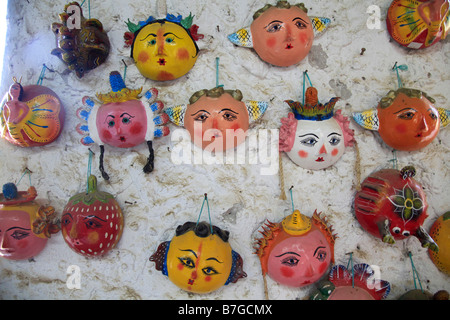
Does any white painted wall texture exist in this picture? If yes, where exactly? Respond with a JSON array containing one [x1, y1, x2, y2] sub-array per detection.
[[0, 0, 449, 300]]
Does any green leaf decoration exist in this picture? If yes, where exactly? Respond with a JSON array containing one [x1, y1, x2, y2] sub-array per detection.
[[126, 19, 141, 33], [181, 13, 194, 29]]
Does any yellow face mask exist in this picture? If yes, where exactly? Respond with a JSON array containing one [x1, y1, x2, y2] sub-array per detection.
[[166, 229, 232, 293], [131, 20, 199, 81]]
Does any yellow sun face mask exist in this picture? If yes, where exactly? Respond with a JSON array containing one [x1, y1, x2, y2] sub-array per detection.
[[131, 20, 199, 81]]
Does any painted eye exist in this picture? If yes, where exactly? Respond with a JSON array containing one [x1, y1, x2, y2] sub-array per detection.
[[165, 37, 174, 44], [179, 257, 195, 269], [402, 230, 411, 237], [315, 250, 327, 262], [281, 256, 299, 267], [398, 110, 416, 120], [329, 136, 341, 146], [294, 20, 306, 29], [222, 112, 237, 122], [84, 218, 102, 229], [107, 120, 115, 127], [392, 227, 401, 234], [267, 22, 283, 33], [10, 230, 30, 240], [300, 137, 318, 147], [429, 112, 438, 121], [193, 113, 209, 122], [122, 117, 131, 124], [62, 214, 72, 226], [148, 39, 157, 46], [202, 266, 219, 276]]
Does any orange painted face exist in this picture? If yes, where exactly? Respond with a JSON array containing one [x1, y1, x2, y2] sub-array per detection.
[[132, 21, 198, 81], [183, 93, 250, 152], [378, 92, 440, 151], [250, 6, 314, 67]]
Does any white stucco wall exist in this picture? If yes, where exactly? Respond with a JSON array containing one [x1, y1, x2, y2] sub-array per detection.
[[0, 0, 449, 300]]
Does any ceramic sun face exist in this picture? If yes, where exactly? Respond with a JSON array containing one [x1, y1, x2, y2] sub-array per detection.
[[51, 2, 110, 78], [354, 166, 438, 251], [387, 0, 449, 49], [150, 221, 247, 294], [76, 71, 169, 180], [0, 78, 64, 147], [165, 87, 268, 152], [61, 175, 123, 257], [279, 87, 355, 170], [255, 209, 336, 287], [228, 0, 330, 67], [0, 183, 59, 260], [125, 14, 203, 81], [353, 88, 450, 151]]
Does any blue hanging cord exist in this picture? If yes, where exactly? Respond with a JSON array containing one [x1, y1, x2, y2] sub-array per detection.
[[389, 150, 398, 170], [196, 193, 214, 234], [301, 70, 314, 105], [289, 186, 295, 213], [409, 251, 424, 292], [36, 64, 48, 85], [86, 149, 94, 193], [346, 252, 355, 288], [215, 57, 224, 88], [16, 168, 32, 187], [80, 0, 91, 19]]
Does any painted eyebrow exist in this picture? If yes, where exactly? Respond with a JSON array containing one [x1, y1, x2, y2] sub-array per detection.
[[83, 215, 107, 222], [179, 249, 198, 258], [206, 257, 223, 263], [6, 226, 31, 232], [313, 246, 326, 256], [120, 113, 134, 118], [219, 108, 239, 114], [299, 133, 319, 139], [140, 33, 157, 41], [292, 17, 309, 24], [190, 110, 211, 116], [264, 20, 283, 28], [327, 132, 342, 137], [163, 32, 182, 39], [275, 251, 301, 258], [393, 107, 417, 114]]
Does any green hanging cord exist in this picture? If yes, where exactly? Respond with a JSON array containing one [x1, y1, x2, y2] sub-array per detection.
[[408, 251, 424, 292], [36, 64, 47, 86], [196, 193, 214, 234], [17, 168, 32, 187], [80, 0, 91, 19], [289, 186, 295, 213], [86, 149, 94, 194], [346, 252, 355, 288], [122, 59, 128, 85], [215, 57, 224, 88], [301, 70, 314, 105], [389, 150, 398, 170], [392, 62, 408, 89]]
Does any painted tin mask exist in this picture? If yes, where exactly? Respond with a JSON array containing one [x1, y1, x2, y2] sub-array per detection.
[[354, 166, 438, 251], [125, 14, 203, 81], [0, 77, 64, 147], [61, 175, 123, 257], [76, 71, 169, 180], [310, 263, 391, 300], [51, 2, 110, 78], [0, 183, 59, 260], [228, 1, 330, 67], [255, 209, 336, 287], [165, 87, 268, 152], [387, 0, 449, 49], [150, 221, 246, 294], [279, 87, 355, 170], [429, 211, 450, 275], [353, 88, 450, 151]]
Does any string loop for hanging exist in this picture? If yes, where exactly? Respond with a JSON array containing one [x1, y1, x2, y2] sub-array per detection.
[[215, 57, 224, 88], [36, 64, 49, 85], [86, 149, 94, 194], [196, 193, 214, 234], [346, 252, 355, 288], [408, 251, 424, 292], [302, 70, 314, 105], [289, 186, 295, 213], [122, 59, 128, 84], [388, 150, 399, 170], [17, 168, 32, 187], [392, 62, 408, 89]]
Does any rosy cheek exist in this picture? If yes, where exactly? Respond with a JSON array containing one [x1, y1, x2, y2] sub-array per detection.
[[177, 48, 190, 60], [331, 148, 339, 156], [17, 239, 29, 249], [177, 263, 184, 271], [280, 266, 294, 278], [266, 37, 277, 48], [298, 150, 308, 158], [318, 261, 328, 275], [205, 276, 211, 282], [101, 130, 112, 141], [138, 51, 149, 63], [297, 32, 310, 45], [130, 123, 143, 135], [396, 124, 408, 134]]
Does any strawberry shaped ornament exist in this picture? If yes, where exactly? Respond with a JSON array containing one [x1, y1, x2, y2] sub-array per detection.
[[310, 263, 391, 300], [51, 2, 110, 78], [228, 0, 330, 67], [76, 71, 169, 180], [354, 166, 438, 251], [61, 175, 123, 257], [387, 0, 449, 49], [0, 77, 64, 147]]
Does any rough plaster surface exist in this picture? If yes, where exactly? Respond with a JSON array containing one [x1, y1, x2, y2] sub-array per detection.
[[0, 0, 449, 300]]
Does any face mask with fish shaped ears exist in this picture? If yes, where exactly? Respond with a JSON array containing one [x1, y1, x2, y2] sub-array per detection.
[[386, 0, 450, 50], [354, 166, 438, 252], [164, 87, 268, 152], [228, 1, 330, 67], [255, 209, 336, 288], [149, 221, 247, 294], [51, 2, 110, 78], [125, 13, 204, 81], [0, 77, 65, 147], [279, 87, 355, 170], [352, 87, 450, 151], [76, 71, 169, 180]]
